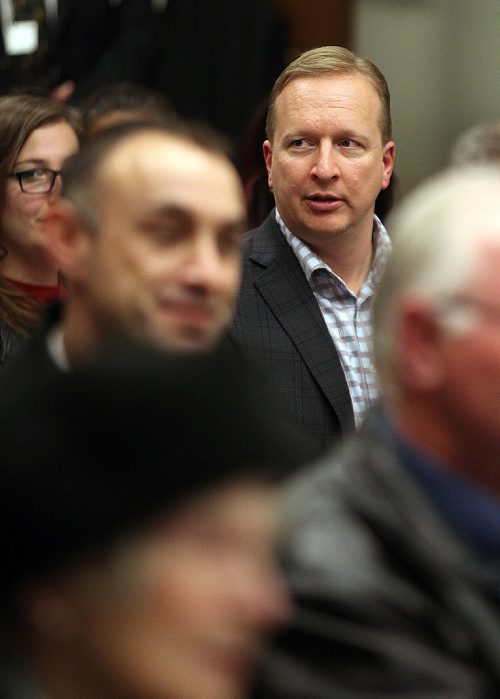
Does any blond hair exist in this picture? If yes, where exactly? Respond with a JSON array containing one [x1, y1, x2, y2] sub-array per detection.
[[266, 45, 392, 143]]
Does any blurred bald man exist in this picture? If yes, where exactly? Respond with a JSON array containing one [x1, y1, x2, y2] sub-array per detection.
[[1, 119, 247, 377]]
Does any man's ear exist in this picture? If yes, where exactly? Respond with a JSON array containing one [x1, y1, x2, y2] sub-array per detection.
[[40, 200, 91, 283], [395, 299, 447, 393], [381, 140, 395, 191], [263, 140, 273, 189], [21, 580, 81, 642]]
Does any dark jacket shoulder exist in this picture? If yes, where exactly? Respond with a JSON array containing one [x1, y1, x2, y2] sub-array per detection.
[[229, 212, 354, 462], [258, 413, 500, 697]]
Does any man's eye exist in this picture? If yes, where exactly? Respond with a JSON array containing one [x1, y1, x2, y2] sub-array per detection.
[[338, 139, 357, 148], [151, 227, 183, 243], [218, 234, 241, 255], [289, 139, 307, 148]]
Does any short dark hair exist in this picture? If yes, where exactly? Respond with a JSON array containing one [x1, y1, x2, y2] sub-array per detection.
[[81, 81, 174, 136], [61, 118, 234, 231]]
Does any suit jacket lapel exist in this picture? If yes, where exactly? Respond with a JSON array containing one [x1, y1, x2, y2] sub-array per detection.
[[249, 215, 355, 432]]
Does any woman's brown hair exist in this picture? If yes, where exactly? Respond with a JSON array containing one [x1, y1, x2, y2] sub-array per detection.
[[0, 94, 81, 336]]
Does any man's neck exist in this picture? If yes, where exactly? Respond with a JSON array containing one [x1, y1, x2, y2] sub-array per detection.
[[58, 300, 101, 367], [307, 222, 375, 295], [397, 400, 500, 499], [277, 209, 378, 295], [315, 235, 374, 295]]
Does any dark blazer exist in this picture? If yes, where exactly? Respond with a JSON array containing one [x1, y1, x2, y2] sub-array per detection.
[[0, 320, 24, 370], [257, 409, 500, 697], [0, 303, 61, 389], [0, 0, 155, 101], [229, 212, 354, 461]]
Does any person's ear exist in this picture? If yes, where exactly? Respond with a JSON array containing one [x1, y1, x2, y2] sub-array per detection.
[[395, 298, 447, 393], [40, 200, 92, 283], [263, 140, 273, 190], [22, 582, 81, 642], [381, 140, 395, 190]]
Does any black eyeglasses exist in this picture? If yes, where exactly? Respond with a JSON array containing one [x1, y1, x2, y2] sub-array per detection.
[[6, 168, 61, 194]]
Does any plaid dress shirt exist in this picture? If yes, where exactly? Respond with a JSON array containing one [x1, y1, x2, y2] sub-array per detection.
[[276, 210, 391, 428]]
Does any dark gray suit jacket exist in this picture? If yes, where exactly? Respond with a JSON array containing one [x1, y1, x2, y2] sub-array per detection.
[[229, 211, 354, 461]]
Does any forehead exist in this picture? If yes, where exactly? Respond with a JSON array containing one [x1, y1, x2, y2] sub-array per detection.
[[17, 121, 78, 159], [101, 133, 244, 216], [274, 73, 382, 134], [163, 480, 281, 542]]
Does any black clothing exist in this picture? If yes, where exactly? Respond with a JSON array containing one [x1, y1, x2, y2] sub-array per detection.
[[258, 412, 500, 697]]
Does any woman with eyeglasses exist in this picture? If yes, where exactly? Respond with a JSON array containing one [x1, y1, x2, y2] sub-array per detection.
[[0, 94, 81, 367]]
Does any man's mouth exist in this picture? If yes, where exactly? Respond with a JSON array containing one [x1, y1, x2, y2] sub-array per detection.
[[305, 194, 344, 212], [156, 293, 216, 326]]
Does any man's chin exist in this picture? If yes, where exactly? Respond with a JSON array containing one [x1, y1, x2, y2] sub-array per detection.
[[146, 325, 218, 354]]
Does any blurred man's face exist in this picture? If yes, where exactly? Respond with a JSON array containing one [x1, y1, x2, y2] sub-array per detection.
[[79, 133, 246, 352], [50, 481, 290, 699], [436, 240, 500, 457]]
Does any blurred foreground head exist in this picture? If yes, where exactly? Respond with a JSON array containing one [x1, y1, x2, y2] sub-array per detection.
[[0, 342, 305, 698], [42, 119, 246, 362], [450, 121, 500, 167], [81, 81, 175, 137], [374, 165, 500, 489]]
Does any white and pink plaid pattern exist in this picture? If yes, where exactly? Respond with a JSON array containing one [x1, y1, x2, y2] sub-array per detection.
[[276, 210, 391, 428]]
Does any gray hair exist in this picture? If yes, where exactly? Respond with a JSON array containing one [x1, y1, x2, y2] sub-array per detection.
[[374, 165, 500, 402], [450, 121, 500, 167]]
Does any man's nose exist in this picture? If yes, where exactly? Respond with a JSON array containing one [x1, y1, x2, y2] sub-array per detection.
[[185, 235, 227, 290], [311, 142, 340, 180], [235, 566, 292, 632]]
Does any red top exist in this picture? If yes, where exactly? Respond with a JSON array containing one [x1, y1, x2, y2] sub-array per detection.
[[4, 277, 63, 304]]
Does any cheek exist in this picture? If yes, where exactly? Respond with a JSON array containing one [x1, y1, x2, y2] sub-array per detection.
[[223, 261, 242, 297], [346, 162, 370, 187], [468, 345, 500, 398], [440, 337, 495, 415], [273, 156, 301, 189], [5, 191, 43, 221], [100, 237, 152, 280], [154, 552, 229, 627]]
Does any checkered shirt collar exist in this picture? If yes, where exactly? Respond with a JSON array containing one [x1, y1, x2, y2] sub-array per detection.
[[275, 208, 391, 294]]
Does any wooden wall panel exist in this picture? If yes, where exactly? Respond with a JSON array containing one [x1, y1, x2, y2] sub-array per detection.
[[274, 0, 353, 59]]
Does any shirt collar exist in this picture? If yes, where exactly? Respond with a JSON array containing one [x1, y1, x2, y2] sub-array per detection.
[[275, 208, 391, 293], [46, 324, 70, 371]]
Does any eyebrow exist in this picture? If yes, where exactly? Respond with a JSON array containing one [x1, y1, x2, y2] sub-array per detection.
[[282, 129, 368, 141], [144, 204, 247, 230], [148, 203, 191, 217], [12, 159, 49, 168]]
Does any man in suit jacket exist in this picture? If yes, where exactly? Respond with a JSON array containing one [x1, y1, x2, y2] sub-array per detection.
[[0, 0, 154, 102], [229, 46, 395, 460], [257, 165, 500, 696]]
